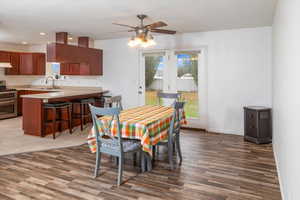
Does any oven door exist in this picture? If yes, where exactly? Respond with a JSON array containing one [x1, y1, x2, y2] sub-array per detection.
[[0, 92, 17, 119]]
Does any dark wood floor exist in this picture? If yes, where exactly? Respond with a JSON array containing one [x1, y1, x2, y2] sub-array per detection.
[[0, 130, 281, 200]]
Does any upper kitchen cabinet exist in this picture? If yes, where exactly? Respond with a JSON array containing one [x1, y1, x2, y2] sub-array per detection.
[[5, 52, 20, 75], [0, 51, 10, 62], [47, 33, 103, 76], [33, 53, 46, 75], [5, 52, 46, 75]]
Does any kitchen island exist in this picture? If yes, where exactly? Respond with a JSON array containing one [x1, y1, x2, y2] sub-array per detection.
[[20, 87, 108, 137]]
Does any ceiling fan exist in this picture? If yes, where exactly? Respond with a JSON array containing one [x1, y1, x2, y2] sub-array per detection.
[[113, 14, 176, 48]]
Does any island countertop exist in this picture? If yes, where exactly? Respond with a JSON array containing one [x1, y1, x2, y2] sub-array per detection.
[[20, 86, 109, 137], [17, 86, 109, 101]]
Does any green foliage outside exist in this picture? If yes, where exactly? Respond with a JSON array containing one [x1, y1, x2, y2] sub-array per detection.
[[145, 56, 160, 88]]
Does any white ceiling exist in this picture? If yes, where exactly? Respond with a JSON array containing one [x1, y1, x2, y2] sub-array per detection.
[[0, 0, 277, 45]]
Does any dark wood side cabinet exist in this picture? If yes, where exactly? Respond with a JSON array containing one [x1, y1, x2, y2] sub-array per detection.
[[244, 106, 272, 144]]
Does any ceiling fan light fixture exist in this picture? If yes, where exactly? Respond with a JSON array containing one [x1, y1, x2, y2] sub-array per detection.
[[113, 14, 175, 48]]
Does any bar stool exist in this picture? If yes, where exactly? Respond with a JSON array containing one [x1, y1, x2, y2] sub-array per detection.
[[72, 98, 95, 131], [43, 102, 72, 139]]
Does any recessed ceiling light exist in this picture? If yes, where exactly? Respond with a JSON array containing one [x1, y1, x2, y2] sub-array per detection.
[[68, 37, 73, 40], [22, 41, 28, 45], [40, 32, 46, 36]]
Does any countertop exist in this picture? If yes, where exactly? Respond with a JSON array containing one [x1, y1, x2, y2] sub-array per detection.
[[12, 85, 109, 100]]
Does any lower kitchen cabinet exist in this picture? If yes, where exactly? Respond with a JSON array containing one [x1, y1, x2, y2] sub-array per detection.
[[17, 90, 49, 116]]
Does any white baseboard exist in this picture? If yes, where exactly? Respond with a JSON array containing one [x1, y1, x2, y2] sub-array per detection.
[[207, 128, 243, 136], [273, 144, 286, 200]]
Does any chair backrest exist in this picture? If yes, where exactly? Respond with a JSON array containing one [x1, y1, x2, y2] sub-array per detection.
[[173, 101, 185, 132], [157, 92, 181, 106], [104, 95, 123, 110], [89, 104, 123, 150]]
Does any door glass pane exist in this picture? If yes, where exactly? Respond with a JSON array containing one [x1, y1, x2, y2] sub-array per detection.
[[145, 55, 164, 105], [176, 53, 199, 119]]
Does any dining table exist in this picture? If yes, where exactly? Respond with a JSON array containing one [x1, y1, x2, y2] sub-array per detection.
[[87, 104, 186, 171]]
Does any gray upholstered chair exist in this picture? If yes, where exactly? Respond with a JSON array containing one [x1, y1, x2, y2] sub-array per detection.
[[157, 92, 181, 106], [89, 104, 143, 186], [153, 101, 185, 169]]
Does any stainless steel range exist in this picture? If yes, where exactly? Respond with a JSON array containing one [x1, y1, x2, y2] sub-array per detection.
[[0, 81, 17, 119]]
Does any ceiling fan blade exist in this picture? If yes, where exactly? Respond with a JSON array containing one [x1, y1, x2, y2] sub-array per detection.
[[112, 23, 136, 29], [150, 29, 176, 34], [145, 21, 167, 29]]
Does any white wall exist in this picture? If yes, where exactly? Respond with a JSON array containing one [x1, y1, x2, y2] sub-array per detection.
[[95, 26, 272, 135], [272, 0, 300, 199]]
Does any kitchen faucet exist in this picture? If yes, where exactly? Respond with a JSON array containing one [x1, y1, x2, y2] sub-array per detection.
[[45, 76, 56, 89]]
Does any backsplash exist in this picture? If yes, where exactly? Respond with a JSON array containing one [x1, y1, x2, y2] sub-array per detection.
[[31, 75, 105, 87]]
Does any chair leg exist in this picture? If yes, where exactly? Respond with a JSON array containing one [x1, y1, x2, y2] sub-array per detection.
[[173, 141, 176, 155], [52, 108, 56, 139], [146, 153, 152, 171], [176, 134, 183, 165], [114, 157, 119, 166], [94, 150, 101, 178], [80, 104, 84, 131], [68, 105, 72, 134], [141, 151, 145, 173], [133, 152, 137, 166], [152, 146, 156, 166], [43, 108, 47, 137], [117, 156, 123, 186], [168, 140, 174, 170]]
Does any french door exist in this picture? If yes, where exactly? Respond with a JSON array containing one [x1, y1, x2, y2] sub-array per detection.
[[139, 49, 205, 129]]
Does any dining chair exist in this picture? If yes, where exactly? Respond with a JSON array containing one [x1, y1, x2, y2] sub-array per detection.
[[89, 104, 143, 186], [173, 101, 185, 165], [104, 95, 123, 110], [153, 101, 185, 169], [157, 92, 181, 106]]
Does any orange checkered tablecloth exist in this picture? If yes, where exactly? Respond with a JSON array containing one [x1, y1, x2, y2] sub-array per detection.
[[87, 105, 186, 155]]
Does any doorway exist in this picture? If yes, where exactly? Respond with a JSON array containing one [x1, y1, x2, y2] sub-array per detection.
[[139, 49, 208, 130]]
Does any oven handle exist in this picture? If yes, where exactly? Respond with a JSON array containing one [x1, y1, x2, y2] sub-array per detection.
[[0, 100, 16, 105]]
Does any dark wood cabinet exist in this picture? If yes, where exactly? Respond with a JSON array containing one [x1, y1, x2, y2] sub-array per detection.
[[0, 51, 10, 62], [47, 43, 103, 76], [244, 106, 272, 144], [19, 53, 34, 75], [60, 62, 94, 75], [17, 90, 49, 116], [33, 53, 46, 75], [4, 51, 45, 75], [18, 53, 46, 75], [5, 52, 20, 75]]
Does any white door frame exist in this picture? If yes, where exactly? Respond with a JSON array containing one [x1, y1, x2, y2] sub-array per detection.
[[138, 47, 208, 130]]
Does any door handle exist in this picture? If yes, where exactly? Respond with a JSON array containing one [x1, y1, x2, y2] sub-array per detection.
[[138, 86, 143, 94]]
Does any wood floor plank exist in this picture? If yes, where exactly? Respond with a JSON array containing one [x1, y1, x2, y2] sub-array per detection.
[[0, 130, 281, 200]]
